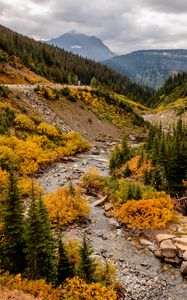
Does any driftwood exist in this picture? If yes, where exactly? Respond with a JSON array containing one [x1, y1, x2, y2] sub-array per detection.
[[91, 195, 109, 207]]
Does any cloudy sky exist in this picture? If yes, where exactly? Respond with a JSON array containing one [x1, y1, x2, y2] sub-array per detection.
[[0, 0, 187, 54]]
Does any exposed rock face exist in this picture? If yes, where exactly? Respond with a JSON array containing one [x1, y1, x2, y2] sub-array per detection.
[[160, 240, 177, 258], [142, 234, 187, 276], [156, 234, 176, 244]]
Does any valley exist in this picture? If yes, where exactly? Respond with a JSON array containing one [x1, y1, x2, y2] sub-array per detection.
[[38, 147, 187, 300], [0, 23, 187, 300]]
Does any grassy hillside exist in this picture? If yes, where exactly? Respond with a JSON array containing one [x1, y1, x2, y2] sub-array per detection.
[[0, 24, 153, 105]]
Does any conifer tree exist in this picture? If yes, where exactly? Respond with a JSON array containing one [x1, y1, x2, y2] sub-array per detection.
[[25, 190, 56, 283], [0, 170, 26, 274], [57, 238, 74, 285], [79, 236, 96, 283]]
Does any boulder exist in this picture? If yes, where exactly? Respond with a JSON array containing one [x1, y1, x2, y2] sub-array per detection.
[[160, 240, 177, 258], [104, 203, 113, 212], [174, 243, 187, 258], [154, 249, 162, 258], [147, 244, 159, 253], [156, 234, 176, 244], [173, 236, 187, 247], [108, 218, 121, 228], [181, 261, 187, 275], [165, 256, 181, 264], [139, 239, 154, 247], [183, 251, 187, 261]]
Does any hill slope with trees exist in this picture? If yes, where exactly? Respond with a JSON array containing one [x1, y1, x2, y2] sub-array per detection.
[[0, 24, 153, 106]]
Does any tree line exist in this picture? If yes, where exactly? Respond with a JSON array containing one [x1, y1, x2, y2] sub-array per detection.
[[0, 24, 153, 105]]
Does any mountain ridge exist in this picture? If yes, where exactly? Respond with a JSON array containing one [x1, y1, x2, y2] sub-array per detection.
[[104, 49, 187, 89], [48, 31, 116, 62]]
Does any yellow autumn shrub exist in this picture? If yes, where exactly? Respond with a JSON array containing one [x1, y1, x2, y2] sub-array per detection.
[[61, 277, 117, 300], [44, 186, 90, 227], [37, 122, 59, 138], [115, 195, 174, 229], [0, 273, 117, 300], [18, 177, 43, 197], [0, 168, 9, 186], [81, 167, 105, 191], [14, 113, 36, 131]]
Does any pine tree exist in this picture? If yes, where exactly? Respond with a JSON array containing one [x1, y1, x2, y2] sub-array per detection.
[[79, 236, 96, 283], [57, 238, 74, 285], [25, 190, 56, 283], [0, 170, 26, 274]]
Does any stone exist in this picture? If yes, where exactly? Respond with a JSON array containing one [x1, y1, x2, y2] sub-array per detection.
[[104, 203, 113, 212], [165, 256, 181, 264], [147, 244, 159, 253], [160, 240, 177, 258], [183, 250, 187, 261], [154, 249, 162, 258], [140, 239, 154, 247], [181, 261, 187, 275], [108, 218, 121, 228], [156, 234, 176, 244], [116, 229, 122, 236], [174, 243, 187, 258], [173, 236, 187, 247]]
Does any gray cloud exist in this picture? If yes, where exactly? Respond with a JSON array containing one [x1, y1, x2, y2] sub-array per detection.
[[139, 0, 187, 14], [0, 0, 186, 54]]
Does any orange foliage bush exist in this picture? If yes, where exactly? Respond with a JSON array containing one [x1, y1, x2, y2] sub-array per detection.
[[127, 155, 152, 177], [61, 277, 117, 300], [0, 273, 117, 300], [44, 186, 90, 227], [115, 195, 174, 229], [18, 177, 42, 197]]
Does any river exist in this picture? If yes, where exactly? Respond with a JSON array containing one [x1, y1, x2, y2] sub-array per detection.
[[38, 148, 187, 300]]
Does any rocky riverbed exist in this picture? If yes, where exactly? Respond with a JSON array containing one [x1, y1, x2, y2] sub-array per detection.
[[38, 148, 187, 300]]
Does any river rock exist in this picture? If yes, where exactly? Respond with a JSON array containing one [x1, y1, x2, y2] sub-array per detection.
[[108, 218, 121, 228], [140, 239, 154, 247], [174, 243, 187, 258], [156, 234, 176, 244], [92, 148, 100, 155], [160, 240, 177, 258], [173, 236, 187, 247], [183, 251, 187, 261], [104, 203, 113, 212], [165, 256, 181, 264], [154, 249, 162, 258], [181, 261, 187, 275]]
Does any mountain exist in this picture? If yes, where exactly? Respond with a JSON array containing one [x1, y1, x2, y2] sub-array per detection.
[[48, 31, 115, 62], [104, 49, 187, 89], [0, 25, 153, 105]]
